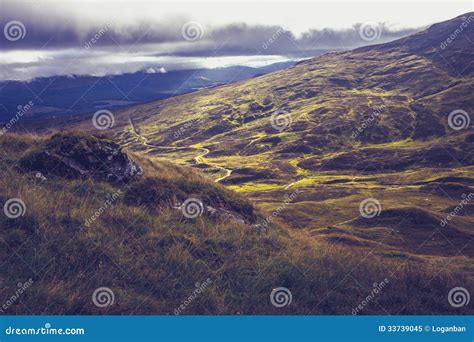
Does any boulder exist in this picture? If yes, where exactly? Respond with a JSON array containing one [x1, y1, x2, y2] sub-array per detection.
[[18, 134, 142, 183]]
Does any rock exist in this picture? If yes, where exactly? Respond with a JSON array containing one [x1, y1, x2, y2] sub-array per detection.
[[18, 134, 142, 183]]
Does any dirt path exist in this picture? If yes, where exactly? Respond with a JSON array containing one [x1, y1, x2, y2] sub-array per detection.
[[128, 116, 233, 183]]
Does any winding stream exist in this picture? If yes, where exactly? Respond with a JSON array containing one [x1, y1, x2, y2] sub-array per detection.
[[128, 116, 233, 183]]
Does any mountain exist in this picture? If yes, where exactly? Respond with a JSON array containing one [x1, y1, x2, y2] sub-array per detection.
[[0, 61, 296, 121], [1, 13, 474, 315], [94, 13, 474, 265]]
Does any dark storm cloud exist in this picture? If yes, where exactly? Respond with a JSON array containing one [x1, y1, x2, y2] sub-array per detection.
[[0, 2, 180, 50], [0, 2, 420, 54], [185, 23, 421, 56]]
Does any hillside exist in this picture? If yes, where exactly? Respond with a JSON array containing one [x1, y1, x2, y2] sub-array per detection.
[[85, 13, 474, 251], [3, 13, 474, 315], [1, 133, 472, 314], [102, 13, 473, 177]]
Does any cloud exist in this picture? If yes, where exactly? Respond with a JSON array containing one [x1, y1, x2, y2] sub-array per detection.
[[146, 67, 167, 74], [0, 1, 423, 80], [0, 1, 420, 53]]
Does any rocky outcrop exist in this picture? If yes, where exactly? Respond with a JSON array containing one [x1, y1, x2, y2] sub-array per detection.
[[18, 134, 142, 183]]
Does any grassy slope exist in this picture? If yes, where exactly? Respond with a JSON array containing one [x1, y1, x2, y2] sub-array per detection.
[[1, 133, 472, 314]]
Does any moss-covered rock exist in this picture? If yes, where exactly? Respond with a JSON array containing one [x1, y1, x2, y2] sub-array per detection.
[[18, 133, 142, 183]]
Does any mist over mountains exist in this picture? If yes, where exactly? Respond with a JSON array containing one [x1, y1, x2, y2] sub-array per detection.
[[0, 61, 297, 122]]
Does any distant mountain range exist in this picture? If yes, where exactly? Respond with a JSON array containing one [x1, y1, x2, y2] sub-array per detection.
[[0, 60, 297, 121]]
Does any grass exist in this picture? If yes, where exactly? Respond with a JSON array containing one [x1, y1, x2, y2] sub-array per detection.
[[228, 182, 285, 193], [0, 132, 473, 315], [6, 19, 474, 314]]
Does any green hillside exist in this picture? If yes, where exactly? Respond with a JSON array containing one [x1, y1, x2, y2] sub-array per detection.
[[3, 13, 474, 315]]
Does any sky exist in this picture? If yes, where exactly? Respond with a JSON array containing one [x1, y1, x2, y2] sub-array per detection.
[[0, 0, 472, 80]]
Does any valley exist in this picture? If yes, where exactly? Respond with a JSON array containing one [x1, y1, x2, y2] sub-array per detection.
[[98, 12, 474, 266], [1, 12, 473, 315]]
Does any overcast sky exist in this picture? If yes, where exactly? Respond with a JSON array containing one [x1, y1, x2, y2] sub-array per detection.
[[0, 0, 472, 80]]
